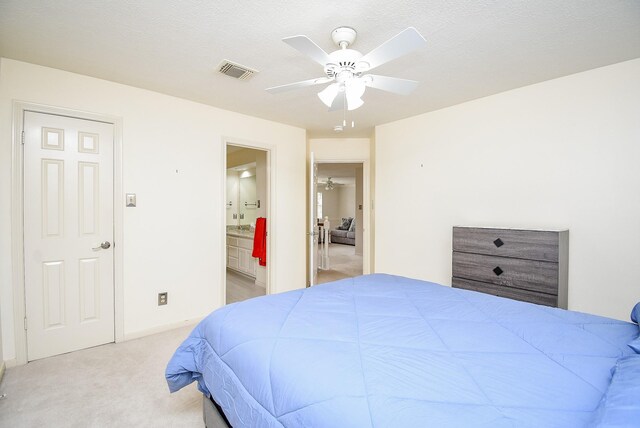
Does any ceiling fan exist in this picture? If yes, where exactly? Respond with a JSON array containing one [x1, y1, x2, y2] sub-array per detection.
[[266, 26, 427, 111], [323, 177, 336, 190]]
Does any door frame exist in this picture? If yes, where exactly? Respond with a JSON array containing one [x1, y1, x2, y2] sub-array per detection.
[[311, 158, 371, 277], [221, 137, 274, 305], [308, 152, 318, 286], [11, 101, 124, 365]]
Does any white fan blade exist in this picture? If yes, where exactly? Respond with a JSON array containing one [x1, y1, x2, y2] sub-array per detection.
[[266, 77, 332, 94], [283, 35, 332, 66], [357, 27, 426, 71], [364, 74, 419, 95], [329, 92, 345, 112]]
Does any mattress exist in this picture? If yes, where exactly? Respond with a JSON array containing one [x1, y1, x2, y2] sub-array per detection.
[[166, 274, 639, 427]]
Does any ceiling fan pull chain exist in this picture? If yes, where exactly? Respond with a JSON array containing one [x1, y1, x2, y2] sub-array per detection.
[[343, 93, 347, 127]]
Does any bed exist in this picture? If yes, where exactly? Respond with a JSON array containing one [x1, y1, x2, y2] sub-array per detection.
[[166, 274, 640, 427]]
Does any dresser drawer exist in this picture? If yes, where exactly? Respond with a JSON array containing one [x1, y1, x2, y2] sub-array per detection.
[[452, 251, 558, 295], [452, 278, 558, 307], [453, 227, 560, 262]]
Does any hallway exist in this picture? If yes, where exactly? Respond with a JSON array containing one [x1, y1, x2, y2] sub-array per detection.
[[317, 242, 363, 284]]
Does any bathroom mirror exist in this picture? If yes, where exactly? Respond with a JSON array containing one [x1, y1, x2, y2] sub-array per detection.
[[226, 163, 257, 227], [239, 174, 257, 226]]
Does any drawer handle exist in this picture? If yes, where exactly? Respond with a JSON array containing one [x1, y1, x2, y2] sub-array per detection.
[[493, 266, 504, 276], [493, 238, 504, 248]]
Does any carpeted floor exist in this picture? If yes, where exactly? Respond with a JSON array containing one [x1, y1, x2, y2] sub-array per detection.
[[0, 246, 360, 427], [0, 325, 202, 427], [317, 242, 363, 284]]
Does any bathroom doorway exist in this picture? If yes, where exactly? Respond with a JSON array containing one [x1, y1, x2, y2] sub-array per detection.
[[225, 144, 269, 304]]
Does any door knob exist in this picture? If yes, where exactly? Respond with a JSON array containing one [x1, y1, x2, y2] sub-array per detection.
[[92, 241, 111, 250]]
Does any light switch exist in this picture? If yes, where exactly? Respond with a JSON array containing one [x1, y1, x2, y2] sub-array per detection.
[[126, 193, 137, 207]]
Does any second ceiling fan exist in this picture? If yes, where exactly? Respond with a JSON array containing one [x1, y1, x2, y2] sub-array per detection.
[[266, 26, 427, 111]]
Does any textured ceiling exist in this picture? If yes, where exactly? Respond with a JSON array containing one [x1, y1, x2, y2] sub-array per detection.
[[1, 1, 639, 138]]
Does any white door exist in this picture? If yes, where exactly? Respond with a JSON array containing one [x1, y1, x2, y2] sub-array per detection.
[[23, 111, 115, 361], [308, 152, 319, 286]]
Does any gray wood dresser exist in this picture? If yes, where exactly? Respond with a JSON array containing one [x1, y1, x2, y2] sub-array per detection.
[[452, 227, 569, 308]]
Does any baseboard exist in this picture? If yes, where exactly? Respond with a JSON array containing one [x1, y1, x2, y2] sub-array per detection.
[[0, 361, 6, 383], [122, 316, 204, 342]]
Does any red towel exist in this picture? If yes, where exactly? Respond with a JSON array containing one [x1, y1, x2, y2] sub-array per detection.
[[252, 217, 267, 266]]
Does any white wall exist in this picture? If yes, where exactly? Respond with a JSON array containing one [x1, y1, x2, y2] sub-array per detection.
[[318, 187, 340, 226], [375, 58, 640, 321], [309, 138, 371, 161], [337, 185, 356, 221], [0, 58, 306, 361], [318, 185, 354, 230]]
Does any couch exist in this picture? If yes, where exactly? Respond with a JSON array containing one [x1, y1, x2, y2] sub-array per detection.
[[330, 217, 355, 246]]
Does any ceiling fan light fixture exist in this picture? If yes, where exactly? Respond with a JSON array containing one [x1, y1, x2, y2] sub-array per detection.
[[345, 78, 366, 110], [318, 83, 339, 108], [346, 95, 364, 111]]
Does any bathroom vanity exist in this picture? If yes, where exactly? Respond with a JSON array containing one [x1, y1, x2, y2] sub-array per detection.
[[226, 229, 257, 278]]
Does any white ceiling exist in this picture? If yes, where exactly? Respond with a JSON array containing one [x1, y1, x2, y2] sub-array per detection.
[[1, 1, 638, 138]]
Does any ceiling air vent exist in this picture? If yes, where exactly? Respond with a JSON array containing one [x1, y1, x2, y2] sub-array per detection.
[[217, 60, 258, 81]]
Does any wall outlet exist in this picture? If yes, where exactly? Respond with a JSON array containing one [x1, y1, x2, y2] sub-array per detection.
[[126, 193, 137, 207], [158, 292, 168, 306]]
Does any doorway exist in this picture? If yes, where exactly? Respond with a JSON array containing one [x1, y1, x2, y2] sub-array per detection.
[[18, 108, 119, 362], [225, 144, 269, 304], [315, 163, 364, 284]]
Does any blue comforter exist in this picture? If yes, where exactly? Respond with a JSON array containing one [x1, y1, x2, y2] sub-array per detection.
[[166, 274, 638, 427]]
